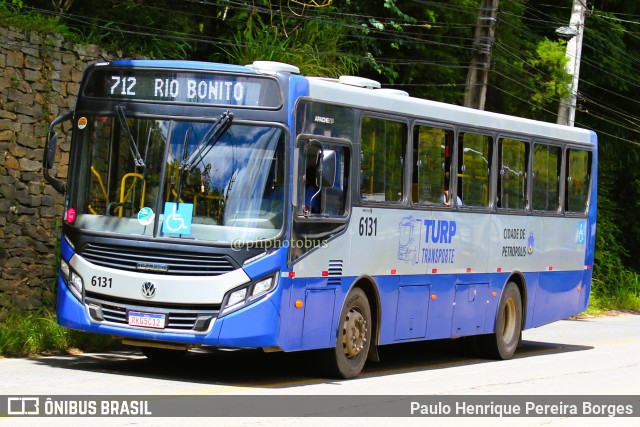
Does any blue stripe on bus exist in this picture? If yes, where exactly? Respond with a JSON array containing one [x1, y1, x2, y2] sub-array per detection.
[[56, 267, 590, 351]]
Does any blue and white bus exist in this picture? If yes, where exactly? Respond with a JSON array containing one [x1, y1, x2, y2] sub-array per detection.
[[44, 60, 597, 378]]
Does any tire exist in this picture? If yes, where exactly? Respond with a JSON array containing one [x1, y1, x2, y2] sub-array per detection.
[[141, 346, 188, 363], [324, 288, 372, 379], [475, 282, 522, 360]]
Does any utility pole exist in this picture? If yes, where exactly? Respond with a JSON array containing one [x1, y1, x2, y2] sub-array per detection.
[[464, 0, 499, 110], [557, 0, 587, 126]]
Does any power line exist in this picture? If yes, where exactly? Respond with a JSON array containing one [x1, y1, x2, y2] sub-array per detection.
[[9, 0, 640, 149], [19, 3, 480, 55], [492, 2, 640, 137]]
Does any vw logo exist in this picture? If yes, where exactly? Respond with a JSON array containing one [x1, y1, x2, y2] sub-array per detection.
[[141, 281, 157, 298]]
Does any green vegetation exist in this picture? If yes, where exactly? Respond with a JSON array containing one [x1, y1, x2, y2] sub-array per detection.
[[0, 0, 80, 42], [222, 14, 357, 77], [0, 308, 118, 357]]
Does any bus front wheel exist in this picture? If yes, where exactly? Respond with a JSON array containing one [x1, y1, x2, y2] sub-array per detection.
[[475, 282, 522, 360], [325, 288, 372, 379]]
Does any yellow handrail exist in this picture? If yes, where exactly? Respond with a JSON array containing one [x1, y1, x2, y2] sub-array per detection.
[[90, 166, 109, 214], [118, 173, 146, 217]]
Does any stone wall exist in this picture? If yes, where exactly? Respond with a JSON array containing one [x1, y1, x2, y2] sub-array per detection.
[[0, 26, 112, 311]]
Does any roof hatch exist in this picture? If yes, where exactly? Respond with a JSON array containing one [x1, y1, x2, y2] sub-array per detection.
[[338, 75, 381, 89], [250, 61, 300, 74]]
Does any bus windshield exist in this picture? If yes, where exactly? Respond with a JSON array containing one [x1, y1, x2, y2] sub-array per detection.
[[72, 114, 285, 244]]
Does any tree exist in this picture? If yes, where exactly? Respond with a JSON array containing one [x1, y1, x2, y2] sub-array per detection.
[[213, 1, 357, 77]]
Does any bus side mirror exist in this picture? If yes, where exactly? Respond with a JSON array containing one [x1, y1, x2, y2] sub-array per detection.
[[45, 132, 58, 169], [292, 147, 300, 208], [43, 110, 74, 194]]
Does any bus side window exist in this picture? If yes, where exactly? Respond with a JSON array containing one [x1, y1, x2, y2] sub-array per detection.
[[497, 137, 528, 210], [412, 125, 454, 205], [532, 143, 561, 212], [566, 149, 592, 213], [300, 142, 350, 217], [458, 132, 492, 208], [360, 117, 406, 203]]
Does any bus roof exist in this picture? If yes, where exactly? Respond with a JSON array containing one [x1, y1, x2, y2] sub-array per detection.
[[95, 60, 594, 146], [104, 59, 301, 76], [105, 60, 256, 74], [306, 76, 595, 146]]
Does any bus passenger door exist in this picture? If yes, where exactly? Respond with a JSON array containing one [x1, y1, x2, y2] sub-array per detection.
[[287, 137, 352, 351]]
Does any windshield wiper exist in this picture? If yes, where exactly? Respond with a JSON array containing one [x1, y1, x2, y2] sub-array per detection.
[[115, 105, 145, 168], [173, 128, 192, 205], [180, 110, 233, 173]]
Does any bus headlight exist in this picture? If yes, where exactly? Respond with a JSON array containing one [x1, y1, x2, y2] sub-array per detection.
[[227, 288, 248, 308], [68, 271, 84, 301], [251, 277, 273, 299], [220, 274, 277, 317]]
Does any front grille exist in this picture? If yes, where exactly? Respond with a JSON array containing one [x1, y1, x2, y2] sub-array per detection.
[[85, 294, 220, 333], [80, 242, 236, 276]]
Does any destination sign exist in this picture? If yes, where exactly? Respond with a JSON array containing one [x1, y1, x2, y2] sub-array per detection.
[[84, 68, 282, 108]]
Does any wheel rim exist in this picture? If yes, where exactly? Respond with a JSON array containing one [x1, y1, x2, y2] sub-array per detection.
[[342, 307, 368, 360], [501, 298, 517, 344]]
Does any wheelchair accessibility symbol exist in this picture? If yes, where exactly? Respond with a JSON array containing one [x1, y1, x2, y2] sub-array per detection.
[[162, 202, 193, 235], [577, 221, 586, 245]]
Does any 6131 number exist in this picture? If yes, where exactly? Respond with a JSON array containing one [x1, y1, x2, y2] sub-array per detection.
[[359, 216, 378, 237], [91, 276, 112, 288]]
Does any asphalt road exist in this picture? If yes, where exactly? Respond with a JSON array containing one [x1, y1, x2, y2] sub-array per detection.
[[1, 313, 639, 426]]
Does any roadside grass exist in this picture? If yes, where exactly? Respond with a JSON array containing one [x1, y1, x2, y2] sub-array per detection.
[[586, 292, 640, 316], [587, 271, 640, 316], [0, 308, 118, 357]]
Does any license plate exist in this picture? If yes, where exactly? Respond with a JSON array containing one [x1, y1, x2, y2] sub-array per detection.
[[127, 311, 166, 329]]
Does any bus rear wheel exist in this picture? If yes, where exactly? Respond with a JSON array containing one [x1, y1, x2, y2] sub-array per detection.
[[325, 288, 372, 379], [475, 282, 522, 360]]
